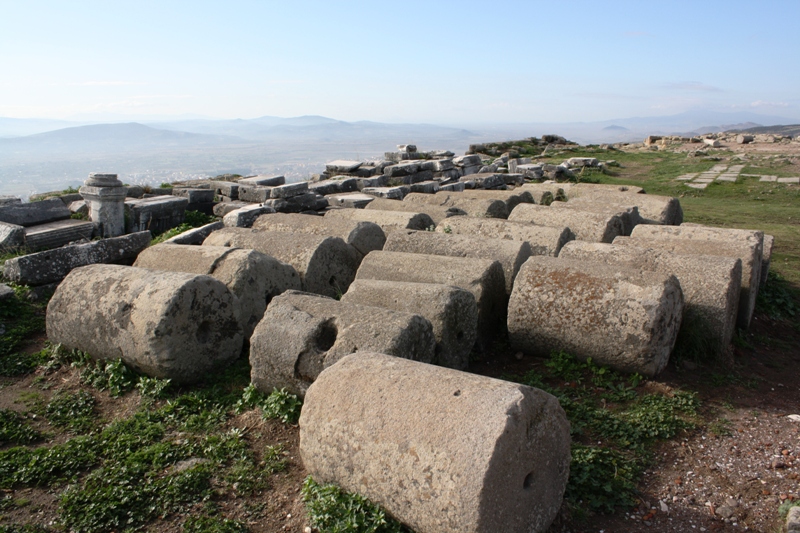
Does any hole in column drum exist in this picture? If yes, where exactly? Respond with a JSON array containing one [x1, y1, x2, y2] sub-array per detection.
[[196, 321, 212, 344], [316, 320, 337, 352], [523, 472, 535, 490]]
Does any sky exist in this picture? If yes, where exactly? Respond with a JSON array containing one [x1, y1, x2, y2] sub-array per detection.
[[1, 0, 798, 125]]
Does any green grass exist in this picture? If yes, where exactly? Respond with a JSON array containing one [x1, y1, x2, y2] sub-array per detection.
[[150, 209, 219, 244]]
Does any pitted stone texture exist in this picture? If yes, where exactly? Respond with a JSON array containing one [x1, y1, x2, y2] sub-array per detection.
[[404, 192, 509, 219], [23, 219, 94, 251], [565, 185, 682, 225], [761, 234, 774, 288], [437, 216, 572, 257], [628, 224, 763, 329], [125, 196, 188, 234], [448, 189, 535, 211], [0, 198, 71, 227], [355, 250, 506, 344], [80, 174, 128, 237], [0, 221, 25, 250], [508, 256, 684, 376], [555, 197, 643, 236], [0, 196, 21, 206], [3, 231, 152, 286], [300, 352, 571, 533], [162, 221, 224, 245], [509, 203, 624, 243], [560, 241, 741, 354], [518, 183, 564, 204], [222, 204, 276, 228], [252, 213, 386, 258], [458, 172, 505, 189], [134, 244, 300, 338], [325, 207, 435, 232], [203, 227, 359, 299], [342, 279, 477, 370], [562, 183, 646, 196], [384, 229, 532, 295], [250, 291, 435, 397], [46, 264, 243, 384], [364, 198, 465, 225], [238, 175, 285, 187], [787, 506, 800, 533]]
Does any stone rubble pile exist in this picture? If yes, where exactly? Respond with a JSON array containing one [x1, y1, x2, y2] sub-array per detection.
[[1, 140, 778, 533]]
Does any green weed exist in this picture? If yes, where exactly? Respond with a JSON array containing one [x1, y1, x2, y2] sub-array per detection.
[[302, 477, 409, 533], [183, 515, 249, 533], [757, 271, 798, 320], [44, 390, 96, 433], [566, 445, 639, 513], [236, 385, 302, 425], [80, 358, 135, 397], [136, 375, 172, 400], [0, 409, 41, 445]]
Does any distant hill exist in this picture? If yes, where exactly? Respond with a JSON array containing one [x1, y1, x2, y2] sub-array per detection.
[[728, 124, 800, 136], [602, 125, 629, 131]]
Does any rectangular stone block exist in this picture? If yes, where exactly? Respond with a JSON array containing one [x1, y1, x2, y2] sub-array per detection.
[[362, 186, 408, 200], [409, 180, 440, 194], [238, 175, 285, 187], [171, 188, 215, 204], [238, 185, 273, 203], [210, 181, 239, 199], [124, 196, 189, 234], [0, 221, 25, 250], [325, 193, 375, 209], [459, 173, 505, 189], [0, 198, 71, 227], [325, 161, 362, 174], [24, 219, 94, 251]]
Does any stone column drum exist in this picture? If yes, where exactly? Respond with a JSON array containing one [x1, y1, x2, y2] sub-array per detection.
[[300, 352, 571, 533], [80, 173, 128, 237]]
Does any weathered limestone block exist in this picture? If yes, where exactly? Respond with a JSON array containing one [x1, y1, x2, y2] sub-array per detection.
[[0, 198, 71, 227], [0, 221, 25, 250], [364, 198, 465, 225], [508, 203, 624, 243], [203, 228, 359, 299], [384, 230, 532, 294], [560, 241, 741, 353], [3, 231, 152, 286], [761, 234, 774, 288], [552, 198, 643, 236], [508, 256, 684, 376], [403, 193, 509, 219], [341, 279, 477, 370], [210, 180, 239, 199], [627, 224, 763, 328], [324, 192, 375, 209], [300, 352, 571, 533], [162, 221, 224, 245], [134, 244, 300, 338], [222, 204, 276, 228], [325, 207, 435, 232], [252, 213, 385, 258], [237, 185, 272, 203], [125, 196, 188, 234], [563, 183, 646, 196], [23, 219, 95, 251], [458, 172, 505, 189], [46, 264, 243, 383], [308, 178, 359, 196], [355, 251, 506, 344], [238, 175, 285, 187], [519, 183, 564, 204], [450, 189, 535, 211], [171, 188, 215, 204], [325, 161, 362, 174], [80, 173, 128, 237], [270, 181, 308, 198], [213, 201, 249, 217], [437, 216, 572, 257], [250, 291, 435, 396], [408, 180, 440, 194], [0, 196, 21, 206], [362, 186, 408, 200], [565, 185, 681, 225]]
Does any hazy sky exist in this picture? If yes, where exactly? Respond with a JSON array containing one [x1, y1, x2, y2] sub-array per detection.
[[1, 0, 798, 124]]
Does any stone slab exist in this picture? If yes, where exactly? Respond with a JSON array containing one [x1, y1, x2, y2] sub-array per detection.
[[162, 221, 224, 245], [0, 198, 71, 227], [23, 219, 95, 251], [238, 175, 286, 187]]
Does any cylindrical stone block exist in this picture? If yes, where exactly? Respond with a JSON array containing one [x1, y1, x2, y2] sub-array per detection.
[[203, 227, 359, 299], [325, 207, 435, 232], [519, 183, 564, 204], [46, 264, 243, 383], [554, 197, 643, 236], [252, 212, 386, 258], [436, 216, 572, 257], [300, 352, 571, 533], [627, 224, 763, 329], [355, 250, 507, 345], [447, 189, 536, 210], [761, 234, 774, 288], [341, 279, 478, 369], [566, 185, 682, 225], [508, 203, 625, 243], [384, 229, 532, 294], [249, 291, 435, 397], [403, 192, 509, 219], [79, 173, 128, 237], [560, 241, 741, 353], [365, 198, 465, 225], [133, 244, 301, 338], [508, 256, 684, 376]]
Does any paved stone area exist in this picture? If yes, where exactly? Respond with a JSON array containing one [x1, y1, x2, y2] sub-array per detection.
[[676, 164, 799, 188]]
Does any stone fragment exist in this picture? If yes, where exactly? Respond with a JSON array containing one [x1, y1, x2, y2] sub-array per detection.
[[47, 264, 243, 383], [203, 228, 359, 298], [436, 217, 572, 257], [237, 185, 272, 203], [23, 219, 94, 251], [787, 505, 800, 533], [509, 203, 624, 243], [565, 186, 682, 225], [438, 182, 466, 192], [519, 183, 565, 204], [125, 196, 188, 234], [0, 196, 21, 206], [384, 229, 532, 294], [777, 177, 800, 184], [0, 283, 13, 300], [362, 186, 408, 200], [628, 224, 763, 328], [213, 201, 250, 217], [404, 192, 509, 219], [238, 175, 285, 187], [222, 204, 276, 228], [761, 234, 774, 288], [341, 280, 476, 370], [419, 159, 453, 171], [364, 198, 465, 225], [3, 231, 152, 286], [0, 198, 71, 227], [408, 180, 439, 194], [560, 241, 741, 353], [134, 244, 300, 338], [355, 250, 506, 344], [252, 213, 385, 258], [210, 181, 239, 199], [324, 192, 375, 209], [325, 161, 362, 174], [250, 291, 435, 396], [300, 352, 570, 533], [0, 221, 25, 250], [451, 189, 535, 211], [453, 154, 482, 167], [325, 207, 435, 232], [68, 200, 89, 217], [270, 181, 309, 198], [171, 188, 215, 204], [552, 198, 643, 236], [162, 221, 224, 245], [509, 256, 684, 376], [308, 178, 359, 196], [703, 138, 721, 148], [458, 173, 505, 189]]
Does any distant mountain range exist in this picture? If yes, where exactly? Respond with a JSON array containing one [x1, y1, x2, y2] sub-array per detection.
[[728, 123, 800, 136], [1, 110, 798, 199]]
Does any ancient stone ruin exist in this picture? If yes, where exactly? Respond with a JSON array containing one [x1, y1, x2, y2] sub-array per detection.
[[0, 138, 777, 533]]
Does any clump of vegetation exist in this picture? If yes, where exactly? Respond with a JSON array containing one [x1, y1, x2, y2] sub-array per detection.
[[507, 351, 699, 515], [79, 358, 136, 397], [183, 515, 249, 533], [235, 384, 302, 424], [302, 477, 409, 533], [44, 390, 96, 433], [757, 270, 798, 320], [0, 409, 41, 445], [150, 210, 218, 244]]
